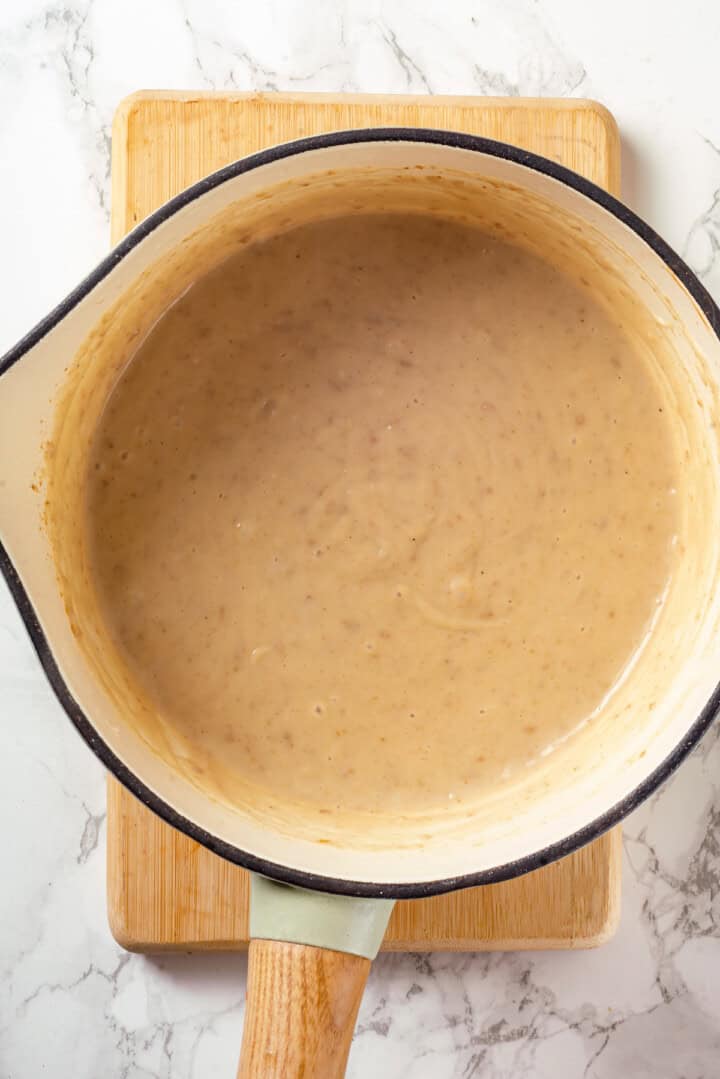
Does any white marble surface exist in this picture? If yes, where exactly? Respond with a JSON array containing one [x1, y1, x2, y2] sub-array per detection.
[[2, 1, 720, 1075]]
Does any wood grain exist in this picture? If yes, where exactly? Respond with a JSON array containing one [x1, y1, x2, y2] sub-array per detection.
[[107, 92, 623, 953], [237, 940, 369, 1079]]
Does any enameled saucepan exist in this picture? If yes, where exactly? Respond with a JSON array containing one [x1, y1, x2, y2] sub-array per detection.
[[3, 129, 720, 1077]]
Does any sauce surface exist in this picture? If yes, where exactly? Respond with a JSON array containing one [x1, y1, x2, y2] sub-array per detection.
[[86, 213, 679, 815]]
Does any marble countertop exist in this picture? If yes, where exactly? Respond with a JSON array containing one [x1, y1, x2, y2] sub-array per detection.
[[2, 1, 720, 1075]]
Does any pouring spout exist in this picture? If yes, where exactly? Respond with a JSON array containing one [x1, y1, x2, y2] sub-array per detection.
[[0, 269, 100, 551], [0, 230, 122, 519], [0, 326, 61, 522]]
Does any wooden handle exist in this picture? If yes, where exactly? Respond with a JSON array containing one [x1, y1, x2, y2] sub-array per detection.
[[238, 939, 370, 1079]]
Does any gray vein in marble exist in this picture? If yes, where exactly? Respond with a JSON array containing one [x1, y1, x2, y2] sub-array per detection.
[[182, 3, 342, 94], [471, 64, 520, 97], [469, 6, 587, 97], [685, 187, 720, 285], [31, 754, 106, 865], [379, 23, 432, 93], [3, 1, 111, 220], [182, 4, 279, 93], [77, 804, 106, 863], [17, 952, 131, 1018]]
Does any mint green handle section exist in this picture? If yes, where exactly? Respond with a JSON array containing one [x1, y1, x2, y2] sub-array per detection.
[[249, 873, 395, 960]]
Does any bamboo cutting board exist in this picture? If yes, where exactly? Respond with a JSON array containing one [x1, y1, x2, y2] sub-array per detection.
[[107, 92, 622, 952]]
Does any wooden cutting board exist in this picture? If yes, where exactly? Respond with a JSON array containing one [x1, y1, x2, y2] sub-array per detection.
[[107, 92, 622, 952]]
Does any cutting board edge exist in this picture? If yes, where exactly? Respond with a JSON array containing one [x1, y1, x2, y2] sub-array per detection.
[[111, 91, 621, 222], [113, 88, 620, 118]]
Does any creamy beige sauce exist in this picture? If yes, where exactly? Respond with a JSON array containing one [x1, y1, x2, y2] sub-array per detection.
[[85, 212, 679, 816]]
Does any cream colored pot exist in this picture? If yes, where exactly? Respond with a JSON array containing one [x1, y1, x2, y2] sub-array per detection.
[[2, 130, 720, 1076]]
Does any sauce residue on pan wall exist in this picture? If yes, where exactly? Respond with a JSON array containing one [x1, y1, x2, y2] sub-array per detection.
[[83, 211, 680, 817]]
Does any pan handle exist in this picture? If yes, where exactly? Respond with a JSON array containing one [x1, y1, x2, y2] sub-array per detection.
[[237, 873, 394, 1079]]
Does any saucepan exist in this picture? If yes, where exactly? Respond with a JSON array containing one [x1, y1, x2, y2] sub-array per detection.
[[2, 129, 720, 1077]]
